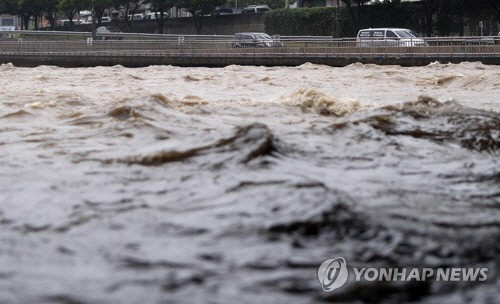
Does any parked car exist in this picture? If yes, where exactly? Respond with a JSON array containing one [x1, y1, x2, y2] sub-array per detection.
[[357, 28, 426, 47], [213, 6, 234, 15], [60, 19, 85, 26], [241, 5, 270, 13], [101, 17, 111, 23], [96, 26, 123, 40], [128, 13, 144, 21], [144, 12, 169, 20], [232, 32, 283, 48]]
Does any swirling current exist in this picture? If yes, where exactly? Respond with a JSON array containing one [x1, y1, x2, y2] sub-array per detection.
[[1, 62, 500, 303]]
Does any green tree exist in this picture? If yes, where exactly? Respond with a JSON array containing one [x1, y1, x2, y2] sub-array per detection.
[[179, 0, 225, 34], [488, 0, 500, 22], [0, 0, 20, 28], [435, 0, 464, 35], [419, 0, 437, 36], [39, 0, 58, 30], [58, 0, 84, 29], [341, 0, 371, 32], [418, 0, 466, 36], [265, 7, 341, 36], [0, 0, 18, 14], [112, 0, 142, 30], [92, 0, 113, 25], [144, 0, 179, 33], [17, 0, 43, 29]]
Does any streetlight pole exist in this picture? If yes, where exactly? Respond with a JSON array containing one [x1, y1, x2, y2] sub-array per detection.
[[91, 0, 96, 40]]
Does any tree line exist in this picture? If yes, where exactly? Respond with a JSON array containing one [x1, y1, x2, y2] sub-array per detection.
[[341, 0, 500, 36], [1, 0, 499, 35], [267, 0, 500, 37], [0, 0, 231, 34]]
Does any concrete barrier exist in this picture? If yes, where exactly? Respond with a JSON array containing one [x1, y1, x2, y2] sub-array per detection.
[[0, 38, 498, 67], [1, 53, 500, 67]]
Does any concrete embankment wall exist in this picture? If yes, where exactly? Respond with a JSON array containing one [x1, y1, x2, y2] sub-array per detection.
[[2, 54, 499, 68]]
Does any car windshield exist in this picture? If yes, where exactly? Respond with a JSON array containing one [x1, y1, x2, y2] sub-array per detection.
[[395, 30, 416, 38], [256, 34, 271, 40]]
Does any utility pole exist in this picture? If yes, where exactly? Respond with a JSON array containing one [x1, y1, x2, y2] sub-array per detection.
[[285, 0, 289, 8]]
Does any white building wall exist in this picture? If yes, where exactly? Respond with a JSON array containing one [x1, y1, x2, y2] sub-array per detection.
[[0, 14, 22, 30]]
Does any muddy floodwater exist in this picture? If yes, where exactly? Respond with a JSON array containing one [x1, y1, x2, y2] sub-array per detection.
[[1, 62, 500, 303]]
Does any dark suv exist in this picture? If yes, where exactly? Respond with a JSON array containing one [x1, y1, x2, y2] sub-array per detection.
[[232, 32, 282, 48]]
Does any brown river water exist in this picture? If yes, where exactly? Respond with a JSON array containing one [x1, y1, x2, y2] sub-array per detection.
[[1, 61, 500, 303]]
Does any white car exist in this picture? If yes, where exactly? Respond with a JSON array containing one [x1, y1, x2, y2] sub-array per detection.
[[144, 12, 169, 20], [128, 13, 144, 21], [357, 28, 426, 47], [241, 5, 270, 13]]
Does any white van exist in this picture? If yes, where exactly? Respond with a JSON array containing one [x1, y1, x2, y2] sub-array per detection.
[[128, 13, 144, 21], [357, 28, 426, 47], [241, 5, 270, 13]]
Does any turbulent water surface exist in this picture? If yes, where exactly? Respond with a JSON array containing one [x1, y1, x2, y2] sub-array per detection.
[[1, 62, 500, 303]]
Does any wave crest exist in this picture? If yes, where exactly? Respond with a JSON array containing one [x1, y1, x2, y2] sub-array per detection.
[[332, 96, 500, 153], [0, 63, 15, 70], [277, 87, 361, 116]]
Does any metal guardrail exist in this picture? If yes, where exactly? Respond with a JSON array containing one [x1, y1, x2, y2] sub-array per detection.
[[2, 30, 499, 43], [0, 39, 498, 56], [0, 31, 499, 62], [0, 30, 233, 41]]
